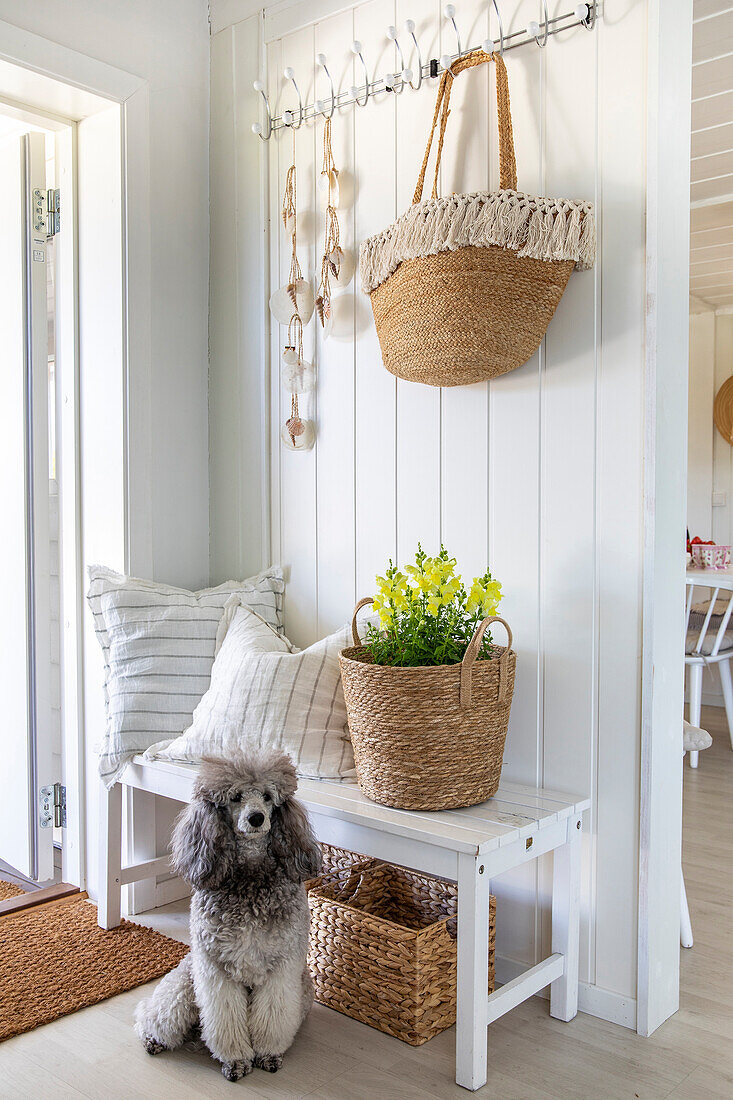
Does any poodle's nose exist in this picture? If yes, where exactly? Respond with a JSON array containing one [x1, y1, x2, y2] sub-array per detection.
[[248, 812, 265, 828]]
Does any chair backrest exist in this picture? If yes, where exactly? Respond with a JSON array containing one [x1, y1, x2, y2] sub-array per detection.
[[686, 581, 733, 657]]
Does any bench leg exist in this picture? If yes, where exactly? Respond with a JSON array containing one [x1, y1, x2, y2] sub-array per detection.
[[98, 780, 122, 929], [550, 815, 582, 1021], [456, 852, 490, 1091]]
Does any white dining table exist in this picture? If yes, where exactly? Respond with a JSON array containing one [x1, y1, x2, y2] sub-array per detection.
[[686, 565, 733, 590]]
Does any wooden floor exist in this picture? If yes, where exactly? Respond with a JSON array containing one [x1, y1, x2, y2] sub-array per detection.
[[1, 709, 732, 1098]]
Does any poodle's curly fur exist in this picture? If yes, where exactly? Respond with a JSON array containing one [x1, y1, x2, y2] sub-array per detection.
[[134, 748, 322, 1081]]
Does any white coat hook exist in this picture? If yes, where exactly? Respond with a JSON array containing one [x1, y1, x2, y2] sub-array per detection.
[[483, 0, 505, 56], [444, 4, 462, 57], [404, 19, 423, 90], [283, 66, 304, 128], [315, 54, 335, 117], [575, 2, 595, 30], [350, 41, 369, 106], [251, 80, 272, 140], [527, 0, 549, 47], [386, 26, 411, 93]]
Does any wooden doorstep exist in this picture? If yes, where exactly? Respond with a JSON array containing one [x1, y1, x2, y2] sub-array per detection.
[[0, 882, 80, 918]]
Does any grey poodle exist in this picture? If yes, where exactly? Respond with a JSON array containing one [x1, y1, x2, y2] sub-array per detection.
[[134, 748, 322, 1081]]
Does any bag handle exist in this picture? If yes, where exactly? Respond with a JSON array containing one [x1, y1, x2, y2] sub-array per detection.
[[460, 616, 513, 709], [413, 49, 517, 206], [350, 596, 374, 646]]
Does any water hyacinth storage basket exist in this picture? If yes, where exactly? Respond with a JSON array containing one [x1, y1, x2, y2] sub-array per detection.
[[359, 50, 596, 387], [307, 856, 496, 1046], [339, 599, 516, 810]]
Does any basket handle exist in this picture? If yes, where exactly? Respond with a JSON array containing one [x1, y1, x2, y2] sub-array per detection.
[[413, 49, 517, 206], [350, 597, 374, 646], [460, 616, 513, 709]]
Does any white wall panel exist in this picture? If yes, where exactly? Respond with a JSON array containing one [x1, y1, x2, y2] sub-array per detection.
[[211, 0, 653, 1014]]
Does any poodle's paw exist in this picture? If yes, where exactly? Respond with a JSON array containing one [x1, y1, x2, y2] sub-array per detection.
[[254, 1053, 283, 1073], [143, 1036, 167, 1056], [221, 1059, 253, 1081]]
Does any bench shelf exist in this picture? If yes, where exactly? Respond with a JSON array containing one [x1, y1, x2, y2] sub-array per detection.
[[100, 757, 589, 1091]]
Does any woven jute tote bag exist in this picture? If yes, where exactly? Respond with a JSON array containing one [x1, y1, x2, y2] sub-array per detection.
[[339, 598, 516, 810], [307, 858, 496, 1045], [359, 49, 596, 387]]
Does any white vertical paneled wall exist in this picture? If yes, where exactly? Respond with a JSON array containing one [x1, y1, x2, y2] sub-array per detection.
[[210, 0, 649, 1021]]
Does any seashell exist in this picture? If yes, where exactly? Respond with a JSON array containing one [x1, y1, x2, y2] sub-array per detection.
[[269, 279, 314, 325], [283, 211, 296, 236], [318, 169, 339, 209], [282, 356, 315, 393], [281, 417, 315, 451], [331, 247, 354, 286], [320, 297, 333, 339]]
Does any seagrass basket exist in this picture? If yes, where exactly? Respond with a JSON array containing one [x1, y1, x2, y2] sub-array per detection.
[[307, 858, 496, 1046], [359, 49, 595, 387], [339, 599, 516, 810]]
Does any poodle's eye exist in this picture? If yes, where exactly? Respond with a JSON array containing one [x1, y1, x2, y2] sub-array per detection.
[[263, 792, 271, 803], [231, 792, 242, 803]]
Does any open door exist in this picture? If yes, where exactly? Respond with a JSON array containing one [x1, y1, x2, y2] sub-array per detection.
[[0, 131, 54, 882]]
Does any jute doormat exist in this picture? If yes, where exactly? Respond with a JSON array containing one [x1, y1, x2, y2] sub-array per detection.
[[0, 894, 189, 1041], [0, 879, 25, 902]]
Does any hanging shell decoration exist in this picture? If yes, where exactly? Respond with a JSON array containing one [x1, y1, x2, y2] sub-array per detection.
[[271, 155, 316, 451], [269, 164, 315, 325], [316, 118, 353, 338]]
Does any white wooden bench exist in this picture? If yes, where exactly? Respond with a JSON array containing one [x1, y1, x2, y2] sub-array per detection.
[[99, 757, 589, 1092]]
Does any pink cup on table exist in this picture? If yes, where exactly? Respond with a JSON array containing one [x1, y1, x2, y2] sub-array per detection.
[[690, 544, 731, 570]]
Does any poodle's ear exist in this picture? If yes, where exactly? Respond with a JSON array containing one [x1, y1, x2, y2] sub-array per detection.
[[269, 797, 322, 883], [171, 797, 235, 890]]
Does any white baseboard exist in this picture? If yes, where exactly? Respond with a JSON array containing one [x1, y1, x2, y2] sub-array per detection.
[[494, 955, 637, 1030]]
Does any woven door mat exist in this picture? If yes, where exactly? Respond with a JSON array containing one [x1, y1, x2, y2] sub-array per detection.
[[0, 894, 189, 1041], [0, 880, 25, 902]]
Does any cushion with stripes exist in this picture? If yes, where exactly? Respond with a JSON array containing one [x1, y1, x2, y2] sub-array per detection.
[[147, 597, 356, 781], [87, 565, 284, 785]]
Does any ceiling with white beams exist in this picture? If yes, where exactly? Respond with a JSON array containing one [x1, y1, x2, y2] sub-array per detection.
[[691, 1, 733, 308]]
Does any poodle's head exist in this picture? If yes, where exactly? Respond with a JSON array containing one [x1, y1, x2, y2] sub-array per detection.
[[171, 747, 321, 891]]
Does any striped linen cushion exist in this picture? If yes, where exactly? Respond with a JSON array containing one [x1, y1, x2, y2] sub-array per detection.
[[88, 566, 284, 785], [148, 598, 355, 780]]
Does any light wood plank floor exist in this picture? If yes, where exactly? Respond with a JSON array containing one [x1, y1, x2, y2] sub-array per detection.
[[1, 710, 732, 1099]]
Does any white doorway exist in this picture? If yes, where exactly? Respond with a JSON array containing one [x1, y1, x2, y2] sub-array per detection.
[[0, 117, 68, 887]]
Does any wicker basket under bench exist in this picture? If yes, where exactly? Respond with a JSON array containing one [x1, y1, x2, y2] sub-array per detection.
[[308, 844, 496, 1046]]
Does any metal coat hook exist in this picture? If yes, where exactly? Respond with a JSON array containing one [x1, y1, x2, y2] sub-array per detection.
[[386, 26, 409, 94], [527, 0, 549, 47], [315, 54, 335, 117], [575, 2, 595, 30], [404, 19, 423, 90], [484, 0, 505, 56], [283, 66, 304, 127], [444, 4, 462, 56], [251, 80, 272, 140], [350, 40, 369, 106]]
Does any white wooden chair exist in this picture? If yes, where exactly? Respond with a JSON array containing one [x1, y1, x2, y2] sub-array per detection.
[[681, 719, 712, 948], [685, 582, 733, 767]]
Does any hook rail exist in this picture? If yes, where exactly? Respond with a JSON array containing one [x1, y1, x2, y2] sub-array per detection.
[[254, 2, 596, 139]]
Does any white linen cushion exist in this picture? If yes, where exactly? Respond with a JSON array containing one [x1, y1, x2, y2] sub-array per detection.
[[148, 599, 355, 780], [88, 566, 285, 785]]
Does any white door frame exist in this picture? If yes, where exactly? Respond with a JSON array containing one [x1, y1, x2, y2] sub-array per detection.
[[638, 0, 693, 1037], [0, 20, 152, 892]]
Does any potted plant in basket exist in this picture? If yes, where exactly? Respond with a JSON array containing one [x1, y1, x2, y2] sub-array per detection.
[[339, 546, 515, 811]]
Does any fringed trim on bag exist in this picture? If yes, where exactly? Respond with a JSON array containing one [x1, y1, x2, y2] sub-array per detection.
[[359, 189, 596, 294]]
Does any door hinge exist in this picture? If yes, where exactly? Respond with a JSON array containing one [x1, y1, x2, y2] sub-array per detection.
[[40, 783, 67, 828], [46, 188, 60, 237]]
